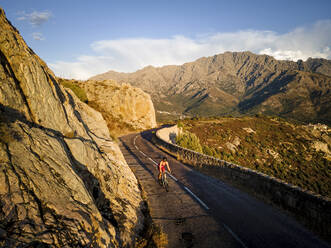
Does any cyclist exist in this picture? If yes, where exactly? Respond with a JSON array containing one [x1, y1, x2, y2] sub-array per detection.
[[158, 157, 171, 182]]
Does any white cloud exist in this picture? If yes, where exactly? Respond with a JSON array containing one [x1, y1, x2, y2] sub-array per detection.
[[32, 32, 45, 41], [49, 20, 331, 80], [258, 20, 331, 60], [49, 56, 116, 80], [17, 10, 52, 26]]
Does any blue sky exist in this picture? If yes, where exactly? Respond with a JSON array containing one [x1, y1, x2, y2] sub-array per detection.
[[1, 0, 331, 79]]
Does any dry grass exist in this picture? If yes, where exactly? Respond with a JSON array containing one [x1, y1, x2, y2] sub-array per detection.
[[87, 100, 137, 138], [151, 226, 168, 248], [135, 224, 168, 248], [64, 131, 75, 138]]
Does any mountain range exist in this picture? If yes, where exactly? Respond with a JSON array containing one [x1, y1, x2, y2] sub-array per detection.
[[91, 51, 331, 124]]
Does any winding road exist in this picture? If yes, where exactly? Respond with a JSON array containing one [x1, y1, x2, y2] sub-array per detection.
[[120, 130, 330, 248]]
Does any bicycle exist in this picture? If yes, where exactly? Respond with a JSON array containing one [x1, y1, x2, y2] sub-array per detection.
[[160, 171, 169, 192]]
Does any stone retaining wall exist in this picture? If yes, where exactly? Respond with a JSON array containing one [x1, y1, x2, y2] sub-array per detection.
[[155, 125, 331, 239]]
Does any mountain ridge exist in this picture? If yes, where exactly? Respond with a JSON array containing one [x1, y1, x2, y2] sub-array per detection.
[[90, 51, 331, 124]]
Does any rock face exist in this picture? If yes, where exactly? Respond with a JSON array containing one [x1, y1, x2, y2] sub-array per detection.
[[91, 52, 331, 124], [0, 8, 144, 247], [77, 80, 156, 137]]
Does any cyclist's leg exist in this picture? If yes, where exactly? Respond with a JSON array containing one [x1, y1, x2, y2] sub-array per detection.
[[162, 171, 166, 186], [158, 171, 162, 185]]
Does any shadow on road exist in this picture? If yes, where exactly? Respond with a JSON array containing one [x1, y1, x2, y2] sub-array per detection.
[[152, 214, 209, 221], [120, 136, 158, 183]]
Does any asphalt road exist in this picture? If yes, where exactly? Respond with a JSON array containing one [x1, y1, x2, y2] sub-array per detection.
[[120, 130, 330, 248]]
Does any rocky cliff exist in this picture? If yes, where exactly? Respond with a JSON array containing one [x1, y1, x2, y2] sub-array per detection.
[[0, 8, 145, 247], [58, 79, 156, 138], [91, 52, 331, 124]]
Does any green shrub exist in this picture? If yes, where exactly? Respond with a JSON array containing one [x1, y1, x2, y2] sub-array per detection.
[[176, 131, 202, 153], [177, 121, 184, 128], [202, 145, 218, 157], [59, 80, 88, 103]]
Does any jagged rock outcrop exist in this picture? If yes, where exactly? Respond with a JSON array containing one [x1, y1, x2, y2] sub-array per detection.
[[0, 7, 145, 247], [91, 52, 331, 124], [77, 80, 156, 137]]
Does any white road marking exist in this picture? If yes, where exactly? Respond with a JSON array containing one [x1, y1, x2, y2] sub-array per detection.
[[132, 134, 247, 248], [147, 156, 178, 181], [166, 171, 178, 182], [148, 157, 157, 164], [184, 186, 210, 210], [134, 135, 204, 203], [140, 151, 147, 157], [223, 224, 249, 248]]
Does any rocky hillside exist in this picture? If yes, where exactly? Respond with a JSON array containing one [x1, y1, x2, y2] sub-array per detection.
[[91, 52, 331, 124], [0, 8, 146, 247], [58, 78, 156, 137], [176, 116, 331, 197]]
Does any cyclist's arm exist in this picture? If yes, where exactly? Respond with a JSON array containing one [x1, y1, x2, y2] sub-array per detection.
[[166, 162, 171, 173]]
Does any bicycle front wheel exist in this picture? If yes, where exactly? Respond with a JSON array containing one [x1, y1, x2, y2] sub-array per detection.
[[163, 173, 169, 192]]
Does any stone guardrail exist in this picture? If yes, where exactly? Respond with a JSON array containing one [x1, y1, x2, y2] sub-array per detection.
[[154, 125, 331, 239]]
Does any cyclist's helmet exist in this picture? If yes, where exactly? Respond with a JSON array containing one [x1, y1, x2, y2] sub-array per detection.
[[162, 157, 167, 161]]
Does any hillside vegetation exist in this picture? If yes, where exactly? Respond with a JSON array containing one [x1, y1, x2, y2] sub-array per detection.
[[176, 116, 331, 197], [58, 78, 88, 103]]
